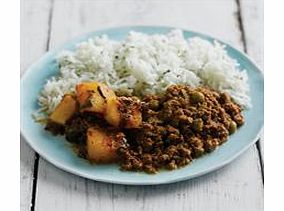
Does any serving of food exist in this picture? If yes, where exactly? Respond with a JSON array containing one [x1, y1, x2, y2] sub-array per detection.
[[36, 29, 247, 174], [21, 26, 263, 183]]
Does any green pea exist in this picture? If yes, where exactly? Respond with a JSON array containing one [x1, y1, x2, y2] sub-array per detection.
[[191, 91, 205, 104], [229, 121, 237, 134]]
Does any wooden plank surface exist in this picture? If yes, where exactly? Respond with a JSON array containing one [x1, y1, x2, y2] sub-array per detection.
[[26, 1, 264, 211], [35, 148, 262, 211], [239, 0, 264, 164], [239, 0, 263, 67], [20, 0, 52, 210]]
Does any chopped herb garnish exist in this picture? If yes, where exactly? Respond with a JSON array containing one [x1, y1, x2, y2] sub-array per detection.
[[76, 69, 82, 76], [163, 70, 171, 75]]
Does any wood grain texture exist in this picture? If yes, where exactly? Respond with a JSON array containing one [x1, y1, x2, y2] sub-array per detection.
[[20, 137, 35, 211], [20, 0, 52, 210], [239, 0, 263, 68], [30, 1, 263, 211], [20, 0, 52, 74], [36, 148, 262, 211], [239, 0, 264, 162], [44, 0, 245, 49]]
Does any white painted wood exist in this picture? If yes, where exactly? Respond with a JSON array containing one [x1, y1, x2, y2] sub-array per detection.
[[20, 0, 52, 210], [240, 0, 263, 68], [20, 0, 52, 74], [45, 0, 244, 49], [36, 147, 263, 211], [240, 0, 264, 158], [32, 1, 263, 211], [20, 137, 35, 211]]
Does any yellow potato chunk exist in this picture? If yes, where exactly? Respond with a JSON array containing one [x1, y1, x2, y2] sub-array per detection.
[[105, 97, 142, 128], [76, 82, 98, 105], [98, 83, 116, 99], [75, 82, 142, 128], [76, 82, 116, 114], [86, 127, 125, 163], [49, 94, 78, 125], [105, 98, 121, 127]]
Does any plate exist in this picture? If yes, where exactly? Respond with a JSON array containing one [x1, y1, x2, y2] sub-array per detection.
[[21, 26, 264, 185]]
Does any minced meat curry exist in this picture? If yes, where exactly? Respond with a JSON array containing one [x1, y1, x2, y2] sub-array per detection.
[[45, 82, 244, 174]]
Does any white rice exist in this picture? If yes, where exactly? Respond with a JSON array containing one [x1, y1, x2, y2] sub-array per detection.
[[38, 29, 250, 115]]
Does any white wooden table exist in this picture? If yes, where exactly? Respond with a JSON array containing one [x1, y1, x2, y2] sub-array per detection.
[[21, 0, 263, 210]]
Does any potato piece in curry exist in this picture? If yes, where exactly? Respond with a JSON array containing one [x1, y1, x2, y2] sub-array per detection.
[[49, 94, 78, 125], [76, 82, 116, 115], [105, 96, 142, 128], [76, 82, 142, 128], [86, 126, 126, 163]]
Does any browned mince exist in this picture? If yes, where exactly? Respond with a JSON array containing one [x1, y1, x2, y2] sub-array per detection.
[[45, 121, 65, 135], [45, 85, 244, 174], [117, 85, 244, 173]]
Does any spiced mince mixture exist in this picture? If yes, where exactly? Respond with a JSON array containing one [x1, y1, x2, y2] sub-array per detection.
[[46, 83, 244, 174]]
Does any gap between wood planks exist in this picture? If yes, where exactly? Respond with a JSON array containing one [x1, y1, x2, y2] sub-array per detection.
[[29, 1, 264, 209], [30, 1, 54, 210], [236, 0, 264, 184]]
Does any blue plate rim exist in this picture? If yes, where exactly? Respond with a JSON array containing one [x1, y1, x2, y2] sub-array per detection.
[[21, 25, 264, 185]]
